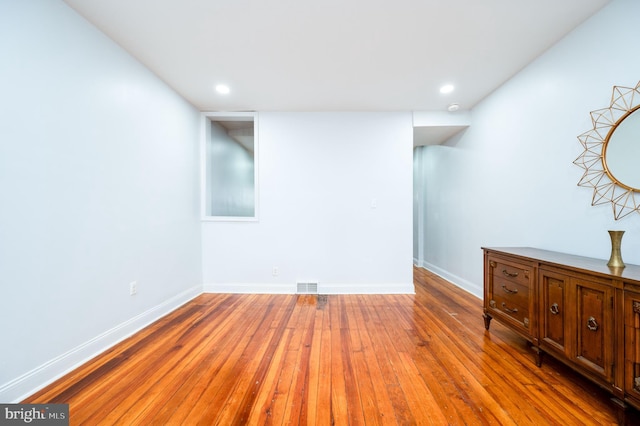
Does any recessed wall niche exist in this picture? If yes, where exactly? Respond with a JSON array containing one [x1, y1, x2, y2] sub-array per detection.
[[201, 112, 258, 221]]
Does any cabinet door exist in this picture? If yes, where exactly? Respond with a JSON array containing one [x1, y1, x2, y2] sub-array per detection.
[[539, 269, 567, 355], [570, 278, 614, 381], [624, 291, 640, 407], [485, 256, 535, 339]]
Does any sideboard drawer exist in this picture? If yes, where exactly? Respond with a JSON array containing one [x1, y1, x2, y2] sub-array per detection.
[[491, 275, 530, 308], [489, 293, 530, 328], [485, 254, 535, 336], [491, 259, 531, 289]]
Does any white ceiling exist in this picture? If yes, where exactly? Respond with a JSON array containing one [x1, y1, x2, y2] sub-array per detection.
[[63, 0, 610, 142]]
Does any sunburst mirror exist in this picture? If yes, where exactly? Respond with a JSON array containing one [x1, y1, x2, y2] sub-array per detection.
[[574, 81, 640, 220]]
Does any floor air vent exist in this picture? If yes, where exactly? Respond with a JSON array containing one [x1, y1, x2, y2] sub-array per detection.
[[296, 282, 318, 294]]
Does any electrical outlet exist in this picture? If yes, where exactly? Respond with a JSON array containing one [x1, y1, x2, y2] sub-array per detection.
[[272, 267, 279, 277], [129, 281, 137, 296]]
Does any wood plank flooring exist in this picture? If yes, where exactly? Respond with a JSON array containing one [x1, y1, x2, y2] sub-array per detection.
[[24, 267, 633, 425]]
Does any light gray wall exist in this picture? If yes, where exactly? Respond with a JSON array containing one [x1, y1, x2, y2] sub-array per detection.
[[0, 0, 202, 401], [202, 112, 414, 294], [415, 0, 640, 297]]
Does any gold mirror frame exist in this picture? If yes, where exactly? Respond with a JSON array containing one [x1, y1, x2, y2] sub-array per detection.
[[574, 81, 640, 220]]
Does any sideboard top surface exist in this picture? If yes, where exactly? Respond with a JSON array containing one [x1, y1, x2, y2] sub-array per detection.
[[482, 246, 640, 285]]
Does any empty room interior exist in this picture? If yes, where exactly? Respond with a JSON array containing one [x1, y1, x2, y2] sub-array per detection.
[[3, 0, 640, 424]]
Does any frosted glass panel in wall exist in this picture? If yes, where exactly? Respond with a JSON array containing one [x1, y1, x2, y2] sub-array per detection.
[[203, 113, 257, 219]]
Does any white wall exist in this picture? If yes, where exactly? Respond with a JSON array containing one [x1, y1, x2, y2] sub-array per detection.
[[202, 112, 414, 294], [416, 0, 640, 297], [0, 0, 202, 401]]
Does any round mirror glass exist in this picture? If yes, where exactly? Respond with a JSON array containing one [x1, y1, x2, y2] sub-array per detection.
[[605, 108, 640, 190]]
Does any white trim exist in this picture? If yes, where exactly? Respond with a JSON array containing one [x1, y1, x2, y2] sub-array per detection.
[[319, 282, 415, 295], [0, 285, 202, 403], [203, 283, 295, 294], [203, 282, 415, 295], [417, 260, 482, 299], [200, 216, 259, 223]]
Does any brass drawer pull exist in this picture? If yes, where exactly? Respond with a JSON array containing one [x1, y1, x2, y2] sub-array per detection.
[[501, 302, 518, 314], [502, 269, 519, 278], [501, 285, 518, 294], [550, 303, 560, 315], [587, 316, 599, 331]]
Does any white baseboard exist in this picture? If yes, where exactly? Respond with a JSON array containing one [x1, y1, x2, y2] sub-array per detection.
[[203, 282, 415, 295], [417, 260, 482, 299], [203, 283, 295, 294], [0, 285, 202, 403], [319, 282, 415, 294]]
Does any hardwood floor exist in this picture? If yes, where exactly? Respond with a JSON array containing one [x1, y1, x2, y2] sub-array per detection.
[[25, 267, 632, 425]]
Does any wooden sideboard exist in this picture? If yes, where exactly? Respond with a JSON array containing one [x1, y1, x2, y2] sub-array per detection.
[[482, 247, 640, 423]]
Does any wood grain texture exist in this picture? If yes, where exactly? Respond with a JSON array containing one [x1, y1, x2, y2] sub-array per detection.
[[24, 267, 632, 425]]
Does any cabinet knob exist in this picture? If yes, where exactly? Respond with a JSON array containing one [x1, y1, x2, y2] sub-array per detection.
[[549, 303, 560, 315], [587, 316, 599, 332]]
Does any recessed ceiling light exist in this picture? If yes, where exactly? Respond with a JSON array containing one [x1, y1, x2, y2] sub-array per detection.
[[447, 103, 460, 112], [440, 84, 455, 94], [215, 84, 230, 95]]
